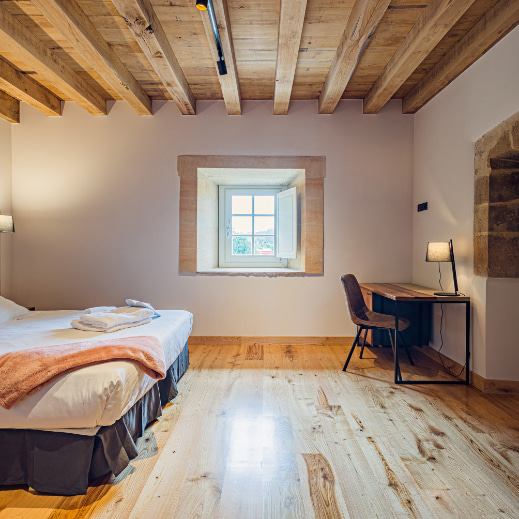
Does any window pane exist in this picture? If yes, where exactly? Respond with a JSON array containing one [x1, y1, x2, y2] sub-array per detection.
[[254, 196, 274, 214], [232, 216, 252, 235], [254, 236, 274, 255], [232, 196, 252, 214], [233, 236, 252, 255], [254, 216, 274, 235]]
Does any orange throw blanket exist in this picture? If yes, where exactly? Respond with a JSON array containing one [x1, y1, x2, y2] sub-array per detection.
[[0, 336, 166, 410]]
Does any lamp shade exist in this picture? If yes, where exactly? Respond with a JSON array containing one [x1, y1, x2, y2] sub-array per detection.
[[426, 241, 451, 262], [0, 215, 14, 233]]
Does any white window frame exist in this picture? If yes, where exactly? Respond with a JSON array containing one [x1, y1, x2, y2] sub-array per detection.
[[277, 187, 297, 259], [219, 186, 287, 268]]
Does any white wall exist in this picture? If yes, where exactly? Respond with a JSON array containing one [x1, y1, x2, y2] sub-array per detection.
[[0, 118, 12, 297], [413, 27, 519, 379], [486, 278, 519, 380], [10, 99, 413, 336]]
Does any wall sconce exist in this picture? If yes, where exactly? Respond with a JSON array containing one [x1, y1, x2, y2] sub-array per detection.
[[195, 0, 227, 75], [426, 240, 459, 296], [0, 215, 14, 233]]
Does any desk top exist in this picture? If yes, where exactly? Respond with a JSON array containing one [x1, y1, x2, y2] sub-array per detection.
[[360, 283, 470, 302]]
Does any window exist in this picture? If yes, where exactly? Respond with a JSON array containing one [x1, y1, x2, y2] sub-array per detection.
[[219, 186, 296, 267], [177, 155, 325, 276]]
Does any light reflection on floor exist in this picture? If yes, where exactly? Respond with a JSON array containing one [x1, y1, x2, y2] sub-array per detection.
[[227, 416, 276, 473], [225, 413, 297, 483]]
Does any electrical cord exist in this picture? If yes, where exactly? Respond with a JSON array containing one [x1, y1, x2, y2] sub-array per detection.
[[436, 262, 466, 378]]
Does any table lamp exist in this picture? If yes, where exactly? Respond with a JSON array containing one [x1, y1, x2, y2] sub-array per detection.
[[0, 215, 14, 233], [426, 240, 459, 296]]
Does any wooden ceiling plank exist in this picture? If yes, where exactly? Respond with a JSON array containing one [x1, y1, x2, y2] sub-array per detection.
[[318, 0, 391, 115], [0, 90, 19, 123], [110, 0, 196, 115], [403, 0, 519, 114], [200, 0, 241, 115], [273, 0, 308, 115], [0, 4, 106, 115], [0, 57, 62, 116], [363, 0, 477, 114], [31, 0, 152, 115]]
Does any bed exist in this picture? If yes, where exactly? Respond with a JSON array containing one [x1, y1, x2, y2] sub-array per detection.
[[0, 308, 193, 495]]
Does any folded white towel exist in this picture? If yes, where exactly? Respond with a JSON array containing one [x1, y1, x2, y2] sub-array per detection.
[[71, 318, 152, 333], [125, 299, 154, 311], [126, 299, 160, 318], [79, 307, 155, 330], [84, 306, 117, 314]]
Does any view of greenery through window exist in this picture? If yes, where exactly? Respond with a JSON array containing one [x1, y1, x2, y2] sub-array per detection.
[[232, 195, 275, 256]]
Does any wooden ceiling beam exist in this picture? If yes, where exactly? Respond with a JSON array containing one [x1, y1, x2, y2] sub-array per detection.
[[0, 57, 61, 117], [0, 90, 19, 123], [403, 0, 519, 114], [200, 0, 241, 115], [0, 4, 106, 116], [363, 0, 477, 114], [273, 0, 308, 115], [32, 0, 152, 115], [318, 0, 391, 115], [111, 0, 195, 115]]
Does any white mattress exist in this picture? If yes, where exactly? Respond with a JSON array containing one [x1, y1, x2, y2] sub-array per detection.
[[0, 310, 192, 433]]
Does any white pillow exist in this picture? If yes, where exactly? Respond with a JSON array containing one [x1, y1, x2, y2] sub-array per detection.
[[0, 296, 31, 324]]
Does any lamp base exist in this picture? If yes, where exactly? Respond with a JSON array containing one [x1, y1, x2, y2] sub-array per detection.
[[434, 291, 459, 296]]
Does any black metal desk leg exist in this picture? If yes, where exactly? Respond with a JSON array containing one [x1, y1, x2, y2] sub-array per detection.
[[418, 302, 423, 344], [394, 305, 401, 384], [465, 301, 470, 385]]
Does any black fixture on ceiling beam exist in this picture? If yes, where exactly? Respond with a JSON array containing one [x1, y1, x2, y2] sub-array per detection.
[[196, 0, 227, 75]]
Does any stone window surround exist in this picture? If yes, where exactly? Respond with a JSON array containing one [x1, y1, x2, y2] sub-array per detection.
[[474, 111, 519, 278], [178, 155, 325, 275]]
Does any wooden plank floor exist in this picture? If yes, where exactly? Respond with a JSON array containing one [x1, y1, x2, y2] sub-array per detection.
[[1, 343, 519, 518]]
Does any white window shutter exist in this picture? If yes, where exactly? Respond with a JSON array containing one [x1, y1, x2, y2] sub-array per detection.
[[277, 187, 297, 259]]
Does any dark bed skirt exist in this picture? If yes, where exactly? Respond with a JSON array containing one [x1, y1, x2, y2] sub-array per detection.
[[0, 342, 189, 496]]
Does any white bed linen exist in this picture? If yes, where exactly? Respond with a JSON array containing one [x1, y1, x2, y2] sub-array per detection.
[[0, 310, 192, 433]]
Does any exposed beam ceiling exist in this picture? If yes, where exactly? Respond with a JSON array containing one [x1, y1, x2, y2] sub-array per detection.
[[0, 4, 106, 116], [111, 0, 196, 115], [0, 90, 19, 123], [0, 57, 61, 117], [273, 0, 308, 115], [318, 0, 391, 115], [403, 0, 519, 114], [200, 0, 241, 116], [0, 0, 512, 122], [363, 0, 477, 114], [31, 0, 152, 115]]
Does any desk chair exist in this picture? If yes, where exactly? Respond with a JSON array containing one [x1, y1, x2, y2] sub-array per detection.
[[341, 274, 414, 373]]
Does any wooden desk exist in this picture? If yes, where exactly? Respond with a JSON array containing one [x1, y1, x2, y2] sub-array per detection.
[[359, 283, 470, 385]]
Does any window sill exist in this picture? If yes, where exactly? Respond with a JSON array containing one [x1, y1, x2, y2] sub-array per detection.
[[197, 268, 305, 276]]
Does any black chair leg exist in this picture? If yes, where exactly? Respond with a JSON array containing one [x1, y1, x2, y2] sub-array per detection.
[[388, 328, 396, 356], [397, 331, 414, 366], [359, 328, 369, 359], [343, 327, 362, 371]]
